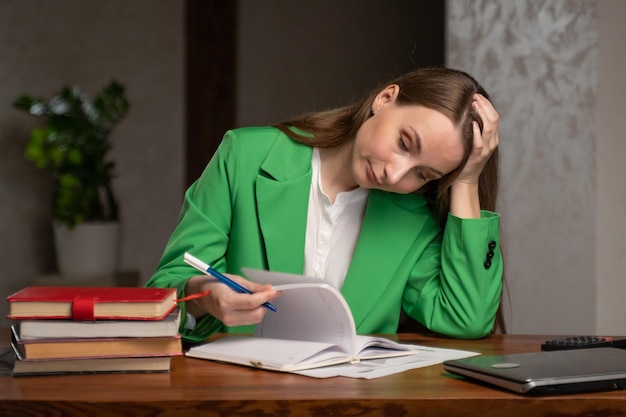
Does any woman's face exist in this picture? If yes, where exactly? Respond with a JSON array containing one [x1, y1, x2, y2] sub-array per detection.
[[352, 86, 464, 194]]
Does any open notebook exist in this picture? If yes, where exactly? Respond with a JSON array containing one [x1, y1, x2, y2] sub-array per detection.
[[185, 280, 418, 372], [185, 267, 479, 378]]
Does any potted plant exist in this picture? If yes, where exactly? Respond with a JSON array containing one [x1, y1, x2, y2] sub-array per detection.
[[14, 81, 130, 278]]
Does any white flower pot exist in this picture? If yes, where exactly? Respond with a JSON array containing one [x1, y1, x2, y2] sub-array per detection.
[[53, 221, 120, 279]]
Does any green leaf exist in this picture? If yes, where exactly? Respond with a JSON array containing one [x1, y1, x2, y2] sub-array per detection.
[[66, 149, 82, 165], [13, 95, 47, 115]]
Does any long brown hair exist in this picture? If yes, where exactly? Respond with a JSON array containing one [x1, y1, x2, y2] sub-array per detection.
[[273, 67, 505, 333], [274, 67, 498, 222]]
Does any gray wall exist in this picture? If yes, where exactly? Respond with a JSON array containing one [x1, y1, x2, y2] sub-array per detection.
[[448, 0, 626, 335], [448, 0, 596, 334], [236, 0, 442, 126], [0, 1, 185, 322]]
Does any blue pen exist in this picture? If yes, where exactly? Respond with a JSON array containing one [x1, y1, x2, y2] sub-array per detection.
[[183, 252, 278, 312]]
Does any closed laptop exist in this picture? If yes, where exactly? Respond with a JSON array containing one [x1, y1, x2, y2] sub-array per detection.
[[443, 347, 626, 395]]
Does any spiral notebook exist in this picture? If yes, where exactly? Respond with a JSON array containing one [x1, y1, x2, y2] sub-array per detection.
[[443, 347, 626, 395]]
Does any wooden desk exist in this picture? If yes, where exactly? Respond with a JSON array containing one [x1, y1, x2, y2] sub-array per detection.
[[1, 334, 625, 417]]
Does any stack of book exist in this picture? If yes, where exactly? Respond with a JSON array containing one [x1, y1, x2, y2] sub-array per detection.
[[6, 286, 183, 376]]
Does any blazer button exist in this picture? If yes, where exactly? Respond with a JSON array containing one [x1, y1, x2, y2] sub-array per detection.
[[484, 259, 492, 269], [486, 249, 494, 259], [488, 240, 497, 250]]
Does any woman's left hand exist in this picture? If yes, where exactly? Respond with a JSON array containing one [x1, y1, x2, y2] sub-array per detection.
[[454, 94, 500, 185]]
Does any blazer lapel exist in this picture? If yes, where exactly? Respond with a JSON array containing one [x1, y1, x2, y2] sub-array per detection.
[[256, 139, 312, 274], [255, 134, 432, 329], [341, 190, 432, 329]]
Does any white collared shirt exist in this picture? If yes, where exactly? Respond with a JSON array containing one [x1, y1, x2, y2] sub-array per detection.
[[304, 148, 369, 289]]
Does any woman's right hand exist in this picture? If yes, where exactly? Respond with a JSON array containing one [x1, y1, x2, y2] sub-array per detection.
[[184, 274, 281, 327]]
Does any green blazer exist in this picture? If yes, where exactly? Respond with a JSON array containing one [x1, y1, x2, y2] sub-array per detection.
[[146, 127, 503, 342]]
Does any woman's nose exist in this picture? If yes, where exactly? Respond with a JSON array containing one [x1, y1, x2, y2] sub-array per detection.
[[385, 160, 411, 185]]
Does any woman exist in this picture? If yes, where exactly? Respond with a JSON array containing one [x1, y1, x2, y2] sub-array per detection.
[[146, 67, 503, 343]]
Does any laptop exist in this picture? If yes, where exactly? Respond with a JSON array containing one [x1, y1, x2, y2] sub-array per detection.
[[443, 347, 626, 395]]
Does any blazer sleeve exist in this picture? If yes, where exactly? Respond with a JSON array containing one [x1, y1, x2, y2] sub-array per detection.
[[145, 131, 243, 342], [402, 211, 503, 339]]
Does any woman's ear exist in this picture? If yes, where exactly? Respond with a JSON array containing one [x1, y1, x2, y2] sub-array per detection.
[[372, 84, 400, 112]]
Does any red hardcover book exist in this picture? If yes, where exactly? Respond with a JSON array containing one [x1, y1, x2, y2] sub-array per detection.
[[7, 287, 178, 320]]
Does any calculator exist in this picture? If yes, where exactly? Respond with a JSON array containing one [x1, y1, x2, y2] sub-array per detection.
[[541, 336, 626, 351]]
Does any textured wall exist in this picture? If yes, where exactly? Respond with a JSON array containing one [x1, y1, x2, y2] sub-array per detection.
[[447, 0, 598, 334], [0, 1, 184, 323]]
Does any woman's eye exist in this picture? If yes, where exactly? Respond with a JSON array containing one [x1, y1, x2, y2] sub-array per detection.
[[399, 137, 409, 151], [417, 169, 427, 182]]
